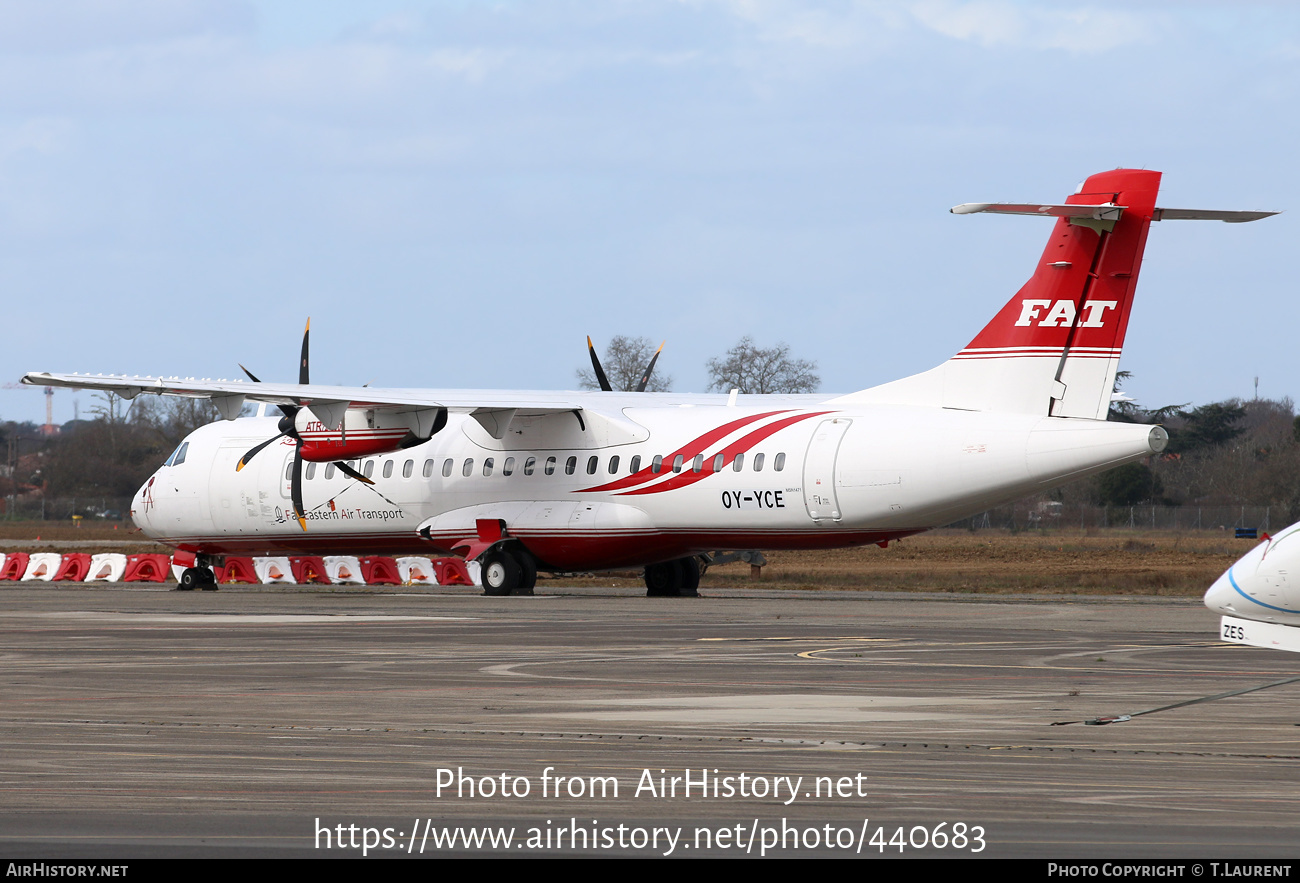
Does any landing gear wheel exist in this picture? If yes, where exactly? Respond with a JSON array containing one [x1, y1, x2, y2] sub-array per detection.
[[644, 560, 683, 597], [481, 551, 521, 597], [679, 556, 701, 597], [516, 552, 537, 596], [178, 567, 218, 591]]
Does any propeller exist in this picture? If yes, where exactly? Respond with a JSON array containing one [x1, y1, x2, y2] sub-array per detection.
[[587, 337, 666, 393], [233, 319, 372, 532], [635, 340, 665, 393], [586, 336, 612, 391]]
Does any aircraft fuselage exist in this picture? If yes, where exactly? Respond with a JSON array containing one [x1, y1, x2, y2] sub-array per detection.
[[134, 397, 1164, 571]]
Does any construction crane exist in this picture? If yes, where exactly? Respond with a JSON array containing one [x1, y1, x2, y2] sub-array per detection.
[[0, 384, 59, 435]]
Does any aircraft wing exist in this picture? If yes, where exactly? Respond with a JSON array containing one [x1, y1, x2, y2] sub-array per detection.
[[21, 372, 586, 428]]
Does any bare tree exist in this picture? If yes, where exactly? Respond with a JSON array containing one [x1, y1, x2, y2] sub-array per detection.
[[576, 335, 672, 392], [706, 337, 819, 394]]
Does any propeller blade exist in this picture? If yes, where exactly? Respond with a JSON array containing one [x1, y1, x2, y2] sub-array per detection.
[[236, 433, 286, 472], [239, 362, 297, 420], [587, 336, 612, 392], [291, 445, 307, 531], [299, 318, 311, 386], [332, 460, 375, 485], [635, 340, 666, 393]]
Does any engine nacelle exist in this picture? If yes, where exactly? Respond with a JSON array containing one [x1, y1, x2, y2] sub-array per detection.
[[295, 405, 447, 462]]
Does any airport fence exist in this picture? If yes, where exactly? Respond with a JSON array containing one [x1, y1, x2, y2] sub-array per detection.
[[946, 503, 1278, 533], [0, 495, 135, 524]]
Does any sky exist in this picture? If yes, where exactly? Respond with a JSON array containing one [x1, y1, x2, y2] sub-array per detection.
[[1, 0, 1296, 425]]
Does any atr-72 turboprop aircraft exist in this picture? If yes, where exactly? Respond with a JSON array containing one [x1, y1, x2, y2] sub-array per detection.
[[24, 170, 1276, 596]]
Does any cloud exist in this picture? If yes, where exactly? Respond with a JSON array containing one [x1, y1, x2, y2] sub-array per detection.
[[908, 0, 1153, 53]]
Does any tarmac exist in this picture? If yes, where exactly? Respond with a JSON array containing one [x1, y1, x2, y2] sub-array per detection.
[[2, 581, 1298, 859]]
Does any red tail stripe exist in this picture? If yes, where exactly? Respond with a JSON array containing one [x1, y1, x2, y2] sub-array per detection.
[[617, 411, 831, 496]]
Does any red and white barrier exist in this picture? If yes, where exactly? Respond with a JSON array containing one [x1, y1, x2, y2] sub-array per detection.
[[216, 557, 257, 584], [359, 557, 401, 586], [396, 556, 437, 585], [323, 556, 365, 585], [0, 546, 488, 589], [253, 557, 295, 584], [53, 554, 92, 581], [86, 553, 127, 582], [21, 553, 62, 581]]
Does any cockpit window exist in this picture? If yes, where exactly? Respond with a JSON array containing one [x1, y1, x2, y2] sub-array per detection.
[[167, 441, 189, 466]]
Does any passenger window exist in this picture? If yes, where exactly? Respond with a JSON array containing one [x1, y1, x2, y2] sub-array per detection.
[[285, 461, 293, 481], [712, 454, 724, 473], [774, 452, 786, 472], [503, 457, 515, 476], [325, 463, 336, 479], [462, 459, 474, 478], [652, 455, 662, 474], [423, 459, 434, 478], [545, 456, 557, 476], [443, 459, 453, 478], [692, 455, 703, 473], [732, 453, 744, 472], [524, 457, 536, 476], [483, 458, 494, 477], [382, 460, 394, 479], [608, 455, 619, 474], [363, 460, 375, 479], [672, 455, 684, 473], [753, 453, 765, 472], [629, 455, 640, 474], [565, 456, 577, 476], [586, 455, 598, 475], [306, 462, 317, 480], [403, 460, 414, 478]]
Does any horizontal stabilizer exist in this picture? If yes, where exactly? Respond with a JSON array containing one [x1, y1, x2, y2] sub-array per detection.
[[951, 202, 1124, 221], [1152, 208, 1278, 223], [952, 203, 1277, 224]]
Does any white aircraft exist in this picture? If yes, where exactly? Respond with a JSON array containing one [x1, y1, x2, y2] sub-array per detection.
[[1205, 522, 1300, 652], [23, 169, 1275, 596]]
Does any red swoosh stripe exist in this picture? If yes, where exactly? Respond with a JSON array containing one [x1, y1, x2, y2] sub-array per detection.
[[618, 411, 831, 496], [577, 410, 790, 493]]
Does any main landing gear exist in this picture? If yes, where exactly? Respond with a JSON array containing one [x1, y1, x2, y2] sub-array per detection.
[[480, 547, 537, 597], [177, 557, 219, 592], [644, 557, 701, 598]]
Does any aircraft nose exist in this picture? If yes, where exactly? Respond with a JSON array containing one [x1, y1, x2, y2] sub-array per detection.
[[1204, 569, 1238, 616], [131, 475, 156, 531]]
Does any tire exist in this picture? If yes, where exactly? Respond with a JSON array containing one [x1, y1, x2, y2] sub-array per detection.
[[516, 552, 537, 596], [679, 556, 701, 596], [481, 551, 521, 596], [177, 568, 198, 591], [644, 560, 683, 597]]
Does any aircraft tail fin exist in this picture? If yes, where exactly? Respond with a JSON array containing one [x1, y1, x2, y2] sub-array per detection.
[[944, 168, 1162, 419], [837, 169, 1160, 418]]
